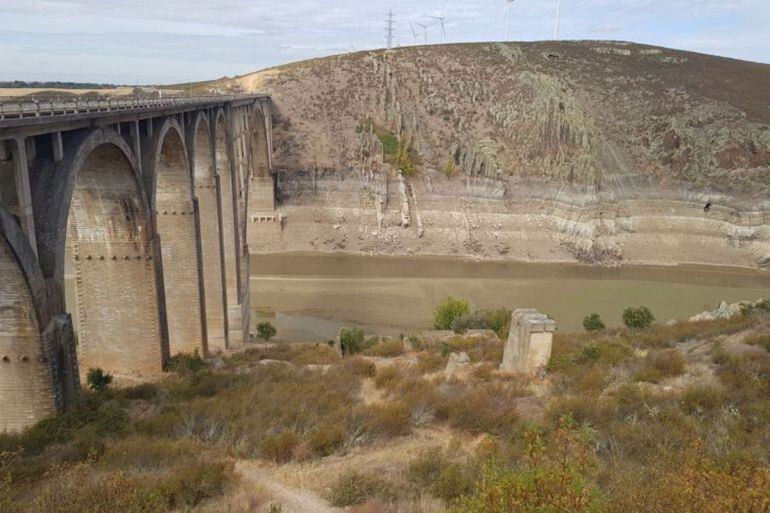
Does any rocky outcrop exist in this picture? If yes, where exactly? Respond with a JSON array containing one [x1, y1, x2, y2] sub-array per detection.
[[689, 298, 767, 322], [445, 352, 471, 375]]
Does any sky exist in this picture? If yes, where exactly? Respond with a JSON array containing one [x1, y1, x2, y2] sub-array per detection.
[[0, 0, 768, 84]]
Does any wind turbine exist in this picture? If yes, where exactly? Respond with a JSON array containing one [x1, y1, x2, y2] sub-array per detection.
[[409, 21, 419, 45], [505, 0, 516, 41], [553, 0, 562, 39], [415, 22, 429, 45], [430, 16, 447, 41]]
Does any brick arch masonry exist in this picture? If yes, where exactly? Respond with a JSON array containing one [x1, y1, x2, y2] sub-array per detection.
[[192, 114, 227, 350], [152, 119, 205, 355], [0, 94, 270, 432], [65, 141, 163, 379]]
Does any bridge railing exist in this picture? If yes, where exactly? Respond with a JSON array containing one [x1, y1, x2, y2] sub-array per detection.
[[0, 95, 263, 120]]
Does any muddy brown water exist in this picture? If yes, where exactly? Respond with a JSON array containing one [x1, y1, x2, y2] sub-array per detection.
[[249, 252, 770, 341]]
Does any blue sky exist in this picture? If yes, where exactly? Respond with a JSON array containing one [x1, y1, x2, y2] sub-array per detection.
[[0, 0, 767, 84]]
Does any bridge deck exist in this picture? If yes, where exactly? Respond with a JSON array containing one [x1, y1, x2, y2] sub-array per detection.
[[0, 94, 269, 137]]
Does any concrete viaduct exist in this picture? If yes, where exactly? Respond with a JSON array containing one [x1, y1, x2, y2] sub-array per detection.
[[0, 94, 274, 432]]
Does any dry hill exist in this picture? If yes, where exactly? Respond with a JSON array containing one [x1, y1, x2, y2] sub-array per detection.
[[232, 42, 770, 268]]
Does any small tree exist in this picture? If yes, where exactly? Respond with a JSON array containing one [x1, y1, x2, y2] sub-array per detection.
[[434, 297, 470, 330], [257, 321, 277, 341], [583, 313, 606, 332], [167, 350, 205, 374], [444, 154, 456, 177], [86, 368, 113, 393], [623, 306, 655, 330], [340, 327, 366, 356], [397, 134, 418, 176]]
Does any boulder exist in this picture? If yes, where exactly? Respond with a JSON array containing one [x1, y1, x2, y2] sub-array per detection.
[[445, 352, 471, 374]]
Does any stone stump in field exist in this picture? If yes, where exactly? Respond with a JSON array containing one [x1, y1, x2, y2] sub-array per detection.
[[500, 309, 557, 376]]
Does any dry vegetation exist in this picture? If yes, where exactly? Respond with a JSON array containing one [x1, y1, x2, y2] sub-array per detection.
[[236, 42, 770, 194], [3, 308, 770, 512]]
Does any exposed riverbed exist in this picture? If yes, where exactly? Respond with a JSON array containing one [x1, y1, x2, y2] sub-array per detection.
[[250, 252, 770, 341]]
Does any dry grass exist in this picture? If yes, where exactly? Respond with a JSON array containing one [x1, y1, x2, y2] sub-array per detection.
[[5, 313, 770, 513], [364, 340, 406, 358]]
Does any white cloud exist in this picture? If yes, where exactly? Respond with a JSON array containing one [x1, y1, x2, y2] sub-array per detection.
[[0, 0, 767, 83]]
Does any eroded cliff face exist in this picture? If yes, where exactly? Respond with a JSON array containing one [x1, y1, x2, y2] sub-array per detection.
[[247, 169, 769, 268], [235, 41, 770, 268]]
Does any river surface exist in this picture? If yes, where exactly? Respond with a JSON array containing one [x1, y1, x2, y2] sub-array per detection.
[[250, 252, 770, 341]]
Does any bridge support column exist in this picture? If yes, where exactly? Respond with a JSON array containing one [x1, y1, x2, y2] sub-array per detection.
[[10, 138, 37, 257], [52, 132, 64, 163]]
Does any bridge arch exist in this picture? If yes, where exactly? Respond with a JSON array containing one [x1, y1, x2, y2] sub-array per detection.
[[152, 118, 205, 356], [0, 205, 54, 432], [215, 109, 239, 311], [60, 129, 164, 379], [192, 113, 226, 350]]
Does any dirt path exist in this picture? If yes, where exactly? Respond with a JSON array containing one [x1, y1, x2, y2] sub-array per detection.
[[235, 461, 342, 513]]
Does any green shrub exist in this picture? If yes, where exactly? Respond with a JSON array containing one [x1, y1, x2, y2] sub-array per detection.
[[344, 356, 377, 377], [452, 311, 489, 333], [340, 327, 367, 356], [24, 457, 232, 513], [397, 134, 419, 176], [444, 154, 456, 177], [328, 471, 395, 507], [623, 306, 655, 329], [432, 462, 476, 502], [365, 402, 412, 438], [86, 368, 112, 393], [680, 385, 727, 415], [167, 351, 205, 375], [579, 342, 634, 365], [373, 365, 402, 390], [434, 297, 470, 330], [407, 450, 447, 488], [454, 421, 603, 513], [417, 352, 447, 374], [744, 332, 770, 352], [257, 322, 277, 341], [452, 309, 512, 340], [308, 423, 346, 457], [363, 339, 405, 358], [121, 383, 159, 401], [452, 309, 508, 336], [259, 432, 299, 463], [583, 313, 606, 332], [99, 437, 202, 471], [634, 349, 686, 383], [484, 308, 513, 340], [91, 400, 129, 436], [435, 383, 521, 437]]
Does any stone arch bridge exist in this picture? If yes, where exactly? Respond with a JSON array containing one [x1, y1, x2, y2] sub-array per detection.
[[0, 95, 275, 432]]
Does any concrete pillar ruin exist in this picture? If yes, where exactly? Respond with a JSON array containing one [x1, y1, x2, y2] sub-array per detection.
[[500, 309, 557, 375]]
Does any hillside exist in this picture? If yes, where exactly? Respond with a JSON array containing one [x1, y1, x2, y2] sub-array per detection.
[[237, 41, 770, 193], [232, 42, 770, 268]]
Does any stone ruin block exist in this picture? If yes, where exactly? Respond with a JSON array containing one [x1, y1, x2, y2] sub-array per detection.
[[500, 309, 557, 375]]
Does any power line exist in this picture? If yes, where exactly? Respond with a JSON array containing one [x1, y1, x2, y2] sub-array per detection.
[[503, 0, 564, 36], [559, 0, 669, 35], [594, 0, 717, 33]]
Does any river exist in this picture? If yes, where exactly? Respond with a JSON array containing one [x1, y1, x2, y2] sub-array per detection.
[[249, 252, 770, 341]]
